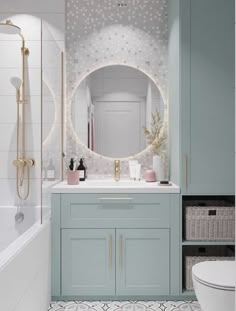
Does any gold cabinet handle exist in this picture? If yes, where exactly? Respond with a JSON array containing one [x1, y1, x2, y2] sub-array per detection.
[[119, 236, 123, 271], [185, 155, 188, 190], [109, 235, 112, 271]]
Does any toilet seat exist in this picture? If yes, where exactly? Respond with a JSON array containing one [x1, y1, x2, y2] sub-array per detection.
[[192, 261, 235, 291]]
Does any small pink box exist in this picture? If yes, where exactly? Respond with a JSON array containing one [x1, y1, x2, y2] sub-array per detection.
[[144, 169, 156, 182], [67, 170, 79, 185]]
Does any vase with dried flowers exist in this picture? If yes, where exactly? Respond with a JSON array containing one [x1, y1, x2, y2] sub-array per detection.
[[143, 110, 167, 181]]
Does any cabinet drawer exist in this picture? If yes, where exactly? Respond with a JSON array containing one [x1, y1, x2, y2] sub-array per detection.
[[61, 194, 170, 228]]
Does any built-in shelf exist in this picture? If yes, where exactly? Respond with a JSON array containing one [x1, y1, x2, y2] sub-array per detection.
[[182, 240, 235, 246]]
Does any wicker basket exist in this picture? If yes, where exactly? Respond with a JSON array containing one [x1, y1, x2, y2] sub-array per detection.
[[184, 246, 235, 290], [185, 200, 235, 241], [185, 256, 235, 290]]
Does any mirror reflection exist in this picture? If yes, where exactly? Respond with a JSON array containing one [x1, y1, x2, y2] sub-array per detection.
[[71, 65, 164, 158]]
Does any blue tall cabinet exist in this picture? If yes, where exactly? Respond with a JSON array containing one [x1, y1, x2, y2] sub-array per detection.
[[177, 0, 235, 296], [180, 0, 235, 195]]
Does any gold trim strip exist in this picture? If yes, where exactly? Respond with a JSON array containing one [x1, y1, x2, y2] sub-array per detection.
[[40, 18, 43, 224], [61, 51, 64, 180]]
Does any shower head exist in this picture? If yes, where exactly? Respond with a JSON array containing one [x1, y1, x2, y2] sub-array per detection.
[[10, 77, 22, 90], [0, 20, 21, 35], [0, 20, 29, 56]]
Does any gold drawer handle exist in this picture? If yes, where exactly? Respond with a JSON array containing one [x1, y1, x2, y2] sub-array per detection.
[[99, 198, 133, 203], [98, 198, 134, 209]]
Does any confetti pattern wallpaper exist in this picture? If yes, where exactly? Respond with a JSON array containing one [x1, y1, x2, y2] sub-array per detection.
[[65, 0, 169, 177]]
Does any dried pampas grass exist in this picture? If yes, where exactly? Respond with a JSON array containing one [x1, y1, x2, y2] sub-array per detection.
[[143, 110, 167, 155]]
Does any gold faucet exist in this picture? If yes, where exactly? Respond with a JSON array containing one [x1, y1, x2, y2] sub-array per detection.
[[114, 160, 120, 181]]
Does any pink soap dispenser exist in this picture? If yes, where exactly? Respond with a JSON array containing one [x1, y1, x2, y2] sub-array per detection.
[[144, 169, 156, 182]]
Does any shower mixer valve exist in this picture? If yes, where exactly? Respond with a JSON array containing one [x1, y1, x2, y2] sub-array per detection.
[[13, 158, 35, 168]]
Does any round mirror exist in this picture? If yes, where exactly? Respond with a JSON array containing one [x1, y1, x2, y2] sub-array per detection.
[[71, 65, 164, 158]]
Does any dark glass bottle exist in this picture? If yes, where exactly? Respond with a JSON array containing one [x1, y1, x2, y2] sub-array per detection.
[[69, 158, 74, 171], [77, 158, 86, 181], [82, 157, 87, 179]]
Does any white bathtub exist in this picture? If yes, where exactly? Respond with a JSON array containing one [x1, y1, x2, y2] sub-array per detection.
[[0, 206, 40, 253], [0, 206, 51, 311]]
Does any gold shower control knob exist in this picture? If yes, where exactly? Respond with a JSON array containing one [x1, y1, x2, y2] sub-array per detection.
[[25, 159, 35, 167], [13, 159, 25, 168]]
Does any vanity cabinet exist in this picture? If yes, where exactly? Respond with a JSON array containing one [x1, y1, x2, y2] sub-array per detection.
[[180, 0, 235, 195], [51, 192, 180, 299]]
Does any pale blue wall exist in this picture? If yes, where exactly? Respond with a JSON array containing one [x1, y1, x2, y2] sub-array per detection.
[[168, 0, 180, 185]]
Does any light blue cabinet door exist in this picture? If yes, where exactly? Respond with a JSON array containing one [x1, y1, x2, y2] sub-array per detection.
[[180, 0, 235, 194], [116, 229, 170, 295], [61, 229, 115, 296]]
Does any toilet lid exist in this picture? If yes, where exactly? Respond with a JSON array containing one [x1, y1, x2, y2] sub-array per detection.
[[192, 261, 235, 290]]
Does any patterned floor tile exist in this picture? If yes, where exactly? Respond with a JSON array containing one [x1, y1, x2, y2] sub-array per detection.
[[48, 301, 201, 311]]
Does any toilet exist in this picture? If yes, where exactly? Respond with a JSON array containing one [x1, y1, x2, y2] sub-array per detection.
[[192, 261, 235, 311]]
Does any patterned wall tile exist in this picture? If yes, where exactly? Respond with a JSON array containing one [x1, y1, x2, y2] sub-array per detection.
[[65, 0, 169, 177]]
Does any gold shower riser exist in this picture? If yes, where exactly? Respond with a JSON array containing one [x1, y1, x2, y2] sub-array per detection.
[[0, 20, 34, 200]]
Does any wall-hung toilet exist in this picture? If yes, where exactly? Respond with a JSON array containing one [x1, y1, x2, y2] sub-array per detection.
[[192, 261, 235, 311]]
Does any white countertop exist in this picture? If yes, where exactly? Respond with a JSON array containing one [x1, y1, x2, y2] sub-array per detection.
[[51, 179, 180, 194]]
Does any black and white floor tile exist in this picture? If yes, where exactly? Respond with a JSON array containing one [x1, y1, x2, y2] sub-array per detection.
[[48, 301, 201, 311]]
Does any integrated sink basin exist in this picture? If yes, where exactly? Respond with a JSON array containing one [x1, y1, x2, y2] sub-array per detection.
[[51, 179, 180, 193]]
